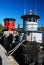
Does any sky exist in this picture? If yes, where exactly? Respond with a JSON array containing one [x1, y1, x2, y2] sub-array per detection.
[[0, 0, 44, 27]]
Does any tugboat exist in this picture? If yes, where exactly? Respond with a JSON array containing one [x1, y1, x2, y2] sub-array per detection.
[[14, 10, 43, 65], [0, 10, 44, 65]]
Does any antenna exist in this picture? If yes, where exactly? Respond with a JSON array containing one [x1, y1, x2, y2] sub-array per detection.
[[32, 0, 37, 14], [24, 0, 26, 15], [35, 0, 37, 14], [24, 9, 26, 15]]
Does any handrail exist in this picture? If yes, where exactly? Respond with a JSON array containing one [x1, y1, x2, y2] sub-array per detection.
[[7, 40, 25, 56]]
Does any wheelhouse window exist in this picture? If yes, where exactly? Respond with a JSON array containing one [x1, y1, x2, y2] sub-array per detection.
[[33, 18, 35, 22], [29, 18, 31, 21], [33, 18, 37, 22]]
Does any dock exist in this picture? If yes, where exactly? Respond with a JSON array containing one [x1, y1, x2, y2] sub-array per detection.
[[0, 44, 19, 65]]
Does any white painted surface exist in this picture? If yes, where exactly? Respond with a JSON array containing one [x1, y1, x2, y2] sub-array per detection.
[[19, 32, 42, 43], [30, 33, 42, 43], [4, 31, 13, 36], [4, 31, 18, 37], [24, 21, 37, 31]]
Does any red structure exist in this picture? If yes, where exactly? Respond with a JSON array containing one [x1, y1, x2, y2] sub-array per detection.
[[4, 18, 17, 31]]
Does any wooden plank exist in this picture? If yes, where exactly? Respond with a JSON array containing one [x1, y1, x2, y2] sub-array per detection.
[[0, 44, 19, 65]]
